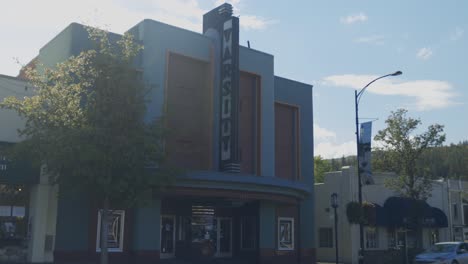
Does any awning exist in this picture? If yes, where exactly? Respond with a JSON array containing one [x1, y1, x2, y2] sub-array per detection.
[[360, 203, 388, 226], [422, 207, 448, 228], [382, 196, 448, 228], [375, 204, 388, 226]]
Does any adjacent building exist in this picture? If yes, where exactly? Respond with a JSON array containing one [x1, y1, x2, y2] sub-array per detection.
[[314, 166, 468, 264], [0, 4, 315, 264]]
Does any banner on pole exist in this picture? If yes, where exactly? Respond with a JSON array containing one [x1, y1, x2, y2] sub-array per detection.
[[359, 121, 374, 185]]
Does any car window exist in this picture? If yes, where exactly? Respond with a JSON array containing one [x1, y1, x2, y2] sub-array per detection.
[[458, 243, 467, 251]]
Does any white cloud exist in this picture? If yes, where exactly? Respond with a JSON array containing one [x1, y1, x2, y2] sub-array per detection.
[[214, 0, 241, 7], [417, 47, 433, 60], [314, 123, 354, 159], [340, 13, 368, 25], [214, 0, 277, 30], [240, 15, 278, 30], [354, 35, 385, 45], [315, 140, 356, 159], [0, 0, 276, 76], [3, 0, 207, 33], [322, 74, 458, 111], [314, 124, 336, 141], [450, 27, 464, 41]]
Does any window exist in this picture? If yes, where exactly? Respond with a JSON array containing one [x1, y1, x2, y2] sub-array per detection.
[[464, 204, 468, 226], [0, 206, 10, 217], [165, 53, 212, 171], [429, 229, 439, 245], [453, 227, 463, 241], [278, 217, 294, 250], [365, 227, 378, 249], [0, 155, 6, 171], [239, 72, 261, 175], [319, 228, 333, 248], [178, 216, 191, 241], [275, 103, 300, 181], [241, 216, 257, 250], [96, 210, 125, 252], [161, 215, 175, 256], [387, 229, 396, 249], [453, 204, 458, 220], [459, 243, 468, 252]]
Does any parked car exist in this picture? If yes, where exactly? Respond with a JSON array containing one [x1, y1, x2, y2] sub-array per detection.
[[414, 242, 468, 264]]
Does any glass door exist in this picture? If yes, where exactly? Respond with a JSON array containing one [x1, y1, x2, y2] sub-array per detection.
[[161, 215, 175, 258], [397, 230, 408, 264], [215, 217, 232, 257]]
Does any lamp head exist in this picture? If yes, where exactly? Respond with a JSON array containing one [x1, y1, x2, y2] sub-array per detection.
[[391, 71, 402, 76], [331, 193, 339, 208]]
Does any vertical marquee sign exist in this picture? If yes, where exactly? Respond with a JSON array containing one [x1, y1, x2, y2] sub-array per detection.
[[203, 4, 240, 172]]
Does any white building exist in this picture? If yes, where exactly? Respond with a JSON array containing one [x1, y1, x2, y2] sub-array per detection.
[[0, 74, 58, 263], [315, 166, 466, 264]]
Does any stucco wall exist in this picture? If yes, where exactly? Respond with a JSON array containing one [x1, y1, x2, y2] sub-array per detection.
[[315, 168, 357, 264], [274, 76, 314, 185], [274, 76, 315, 252], [130, 19, 212, 123], [315, 167, 453, 264], [0, 75, 34, 143]]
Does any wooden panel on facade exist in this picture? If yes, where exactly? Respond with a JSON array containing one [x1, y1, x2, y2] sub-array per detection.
[[165, 53, 212, 170], [239, 72, 260, 175], [274, 103, 299, 181]]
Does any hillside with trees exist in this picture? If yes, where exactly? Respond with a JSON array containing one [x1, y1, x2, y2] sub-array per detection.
[[316, 140, 468, 183]]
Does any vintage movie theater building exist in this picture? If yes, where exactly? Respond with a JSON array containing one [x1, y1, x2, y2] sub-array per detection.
[[0, 4, 315, 264]]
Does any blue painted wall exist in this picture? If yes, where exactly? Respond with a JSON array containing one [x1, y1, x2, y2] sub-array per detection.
[[129, 20, 212, 124], [274, 76, 315, 249], [34, 19, 316, 251], [39, 23, 121, 71], [274, 76, 314, 186], [54, 193, 89, 250], [133, 199, 161, 250], [259, 201, 276, 249]]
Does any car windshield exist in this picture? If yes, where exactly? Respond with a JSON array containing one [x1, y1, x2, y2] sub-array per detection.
[[426, 244, 457, 253]]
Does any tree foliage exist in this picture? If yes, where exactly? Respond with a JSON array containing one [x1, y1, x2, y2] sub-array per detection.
[[328, 155, 357, 172], [1, 27, 172, 264], [415, 141, 468, 180], [374, 109, 445, 200], [314, 155, 331, 183], [345, 201, 377, 225], [323, 142, 467, 182]]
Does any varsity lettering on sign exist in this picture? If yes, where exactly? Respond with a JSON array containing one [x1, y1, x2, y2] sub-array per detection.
[[221, 19, 233, 161]]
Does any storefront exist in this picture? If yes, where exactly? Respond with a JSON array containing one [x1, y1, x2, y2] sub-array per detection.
[[159, 198, 259, 262], [0, 143, 40, 263], [0, 185, 29, 263], [362, 197, 449, 264]]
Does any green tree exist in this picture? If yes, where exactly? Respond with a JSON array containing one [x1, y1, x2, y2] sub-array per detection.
[[314, 155, 331, 183], [1, 27, 172, 264], [374, 109, 445, 200]]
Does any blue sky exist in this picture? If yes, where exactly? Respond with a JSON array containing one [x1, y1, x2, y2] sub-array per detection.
[[1, 0, 467, 158]]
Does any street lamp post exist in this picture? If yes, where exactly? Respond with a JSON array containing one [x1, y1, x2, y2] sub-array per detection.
[[331, 193, 339, 264], [355, 71, 402, 264]]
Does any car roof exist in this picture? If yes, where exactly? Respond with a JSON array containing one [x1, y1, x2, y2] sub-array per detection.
[[435, 242, 463, 245]]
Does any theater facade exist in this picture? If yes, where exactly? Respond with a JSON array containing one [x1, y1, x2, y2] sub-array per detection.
[[0, 4, 315, 264]]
